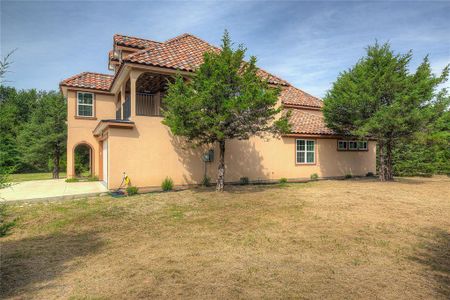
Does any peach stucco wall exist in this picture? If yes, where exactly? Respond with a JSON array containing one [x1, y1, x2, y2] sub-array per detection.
[[65, 86, 376, 189], [66, 90, 115, 178], [105, 115, 376, 189]]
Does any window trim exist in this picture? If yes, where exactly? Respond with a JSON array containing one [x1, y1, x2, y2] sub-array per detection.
[[337, 140, 369, 151], [76, 92, 95, 118], [337, 140, 348, 151], [295, 139, 316, 165]]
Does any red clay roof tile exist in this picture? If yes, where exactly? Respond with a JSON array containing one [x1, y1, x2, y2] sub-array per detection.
[[113, 34, 161, 49], [287, 109, 335, 135], [280, 86, 323, 108], [60, 72, 114, 91]]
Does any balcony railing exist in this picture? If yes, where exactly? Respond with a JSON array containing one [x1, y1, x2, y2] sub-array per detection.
[[136, 93, 162, 116]]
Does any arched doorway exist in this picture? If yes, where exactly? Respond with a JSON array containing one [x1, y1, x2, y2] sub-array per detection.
[[73, 143, 93, 178]]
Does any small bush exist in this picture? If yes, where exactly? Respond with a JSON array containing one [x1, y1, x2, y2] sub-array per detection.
[[65, 178, 79, 183], [279, 177, 288, 184], [310, 173, 319, 181], [162, 177, 173, 191], [366, 172, 374, 177], [126, 186, 139, 196], [239, 177, 249, 185], [345, 174, 353, 179], [201, 176, 211, 187], [0, 205, 15, 237]]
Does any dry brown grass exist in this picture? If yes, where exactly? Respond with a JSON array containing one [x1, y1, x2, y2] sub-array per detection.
[[1, 176, 449, 299]]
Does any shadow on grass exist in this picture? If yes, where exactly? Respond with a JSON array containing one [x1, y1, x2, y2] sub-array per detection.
[[190, 182, 299, 195], [0, 231, 104, 298], [410, 228, 450, 298]]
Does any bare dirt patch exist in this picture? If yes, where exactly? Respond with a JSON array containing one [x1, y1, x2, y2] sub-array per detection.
[[1, 177, 449, 299]]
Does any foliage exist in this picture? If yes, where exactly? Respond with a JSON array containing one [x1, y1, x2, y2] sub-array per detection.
[[65, 178, 79, 183], [323, 42, 449, 181], [0, 166, 14, 189], [392, 92, 450, 176], [0, 50, 15, 83], [366, 172, 375, 177], [310, 173, 319, 180], [17, 91, 67, 178], [163, 30, 290, 191], [126, 186, 139, 196], [239, 177, 249, 185], [0, 204, 16, 237], [87, 176, 99, 182], [345, 174, 353, 179], [279, 177, 288, 184], [161, 177, 174, 191], [201, 175, 211, 187]]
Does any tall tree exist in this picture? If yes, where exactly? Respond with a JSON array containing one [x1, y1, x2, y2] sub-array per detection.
[[163, 31, 290, 191], [18, 91, 67, 178], [323, 42, 449, 181]]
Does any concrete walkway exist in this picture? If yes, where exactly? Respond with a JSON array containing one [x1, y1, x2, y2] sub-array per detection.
[[0, 179, 109, 203]]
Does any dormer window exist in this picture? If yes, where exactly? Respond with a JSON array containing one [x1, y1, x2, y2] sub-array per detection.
[[77, 92, 94, 117]]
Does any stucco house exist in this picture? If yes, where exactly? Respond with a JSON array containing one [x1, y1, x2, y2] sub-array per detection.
[[60, 33, 376, 189]]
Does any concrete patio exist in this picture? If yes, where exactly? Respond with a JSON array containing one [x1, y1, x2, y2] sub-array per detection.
[[0, 179, 109, 203]]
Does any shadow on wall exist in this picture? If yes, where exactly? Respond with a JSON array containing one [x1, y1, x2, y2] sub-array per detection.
[[0, 231, 104, 298], [319, 146, 372, 178], [409, 227, 450, 298], [169, 135, 268, 185]]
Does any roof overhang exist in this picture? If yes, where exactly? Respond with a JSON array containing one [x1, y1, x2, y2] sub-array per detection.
[[283, 133, 377, 140], [93, 119, 135, 137]]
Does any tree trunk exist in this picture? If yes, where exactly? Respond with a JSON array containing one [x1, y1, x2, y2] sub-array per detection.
[[385, 139, 394, 181], [378, 140, 387, 181], [216, 140, 225, 192], [378, 140, 394, 181], [52, 148, 60, 179]]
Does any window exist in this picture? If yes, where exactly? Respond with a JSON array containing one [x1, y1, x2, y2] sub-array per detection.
[[77, 92, 94, 117], [349, 141, 358, 150], [296, 139, 315, 164], [358, 141, 368, 150], [338, 140, 348, 150]]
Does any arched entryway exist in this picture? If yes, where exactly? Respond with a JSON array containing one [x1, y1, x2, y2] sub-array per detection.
[[73, 143, 94, 178]]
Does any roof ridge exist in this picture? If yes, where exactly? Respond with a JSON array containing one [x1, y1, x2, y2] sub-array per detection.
[[113, 33, 162, 44]]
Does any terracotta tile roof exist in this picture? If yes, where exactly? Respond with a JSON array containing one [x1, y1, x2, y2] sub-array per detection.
[[287, 109, 335, 135], [60, 72, 114, 91], [124, 33, 289, 86], [280, 86, 323, 108], [113, 34, 161, 49]]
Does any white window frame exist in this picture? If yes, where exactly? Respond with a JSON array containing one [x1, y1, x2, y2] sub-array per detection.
[[348, 141, 359, 151], [296, 139, 315, 164], [77, 92, 95, 117], [358, 141, 368, 150], [338, 140, 348, 150]]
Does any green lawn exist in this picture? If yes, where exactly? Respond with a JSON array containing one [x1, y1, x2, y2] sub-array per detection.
[[9, 172, 66, 182]]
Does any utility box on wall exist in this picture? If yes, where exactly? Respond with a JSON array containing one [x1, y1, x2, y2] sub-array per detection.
[[202, 149, 214, 162]]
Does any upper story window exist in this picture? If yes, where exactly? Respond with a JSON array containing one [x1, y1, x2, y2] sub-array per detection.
[[77, 92, 94, 117], [296, 139, 315, 164]]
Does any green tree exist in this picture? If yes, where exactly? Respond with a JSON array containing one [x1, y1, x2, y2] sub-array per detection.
[[323, 42, 449, 181], [163, 31, 289, 191], [393, 91, 450, 176], [18, 91, 67, 178]]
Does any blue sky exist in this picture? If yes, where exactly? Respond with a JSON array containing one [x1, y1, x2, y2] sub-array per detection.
[[1, 0, 449, 97]]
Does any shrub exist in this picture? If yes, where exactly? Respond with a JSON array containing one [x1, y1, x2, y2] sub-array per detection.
[[345, 174, 353, 179], [162, 177, 173, 191], [87, 176, 99, 181], [126, 186, 139, 196], [279, 177, 288, 184], [310, 173, 319, 181], [65, 178, 79, 183], [366, 172, 374, 177], [201, 175, 211, 187], [239, 177, 249, 185], [0, 205, 15, 237]]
